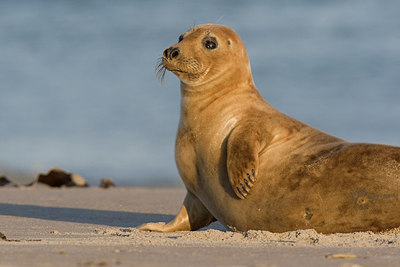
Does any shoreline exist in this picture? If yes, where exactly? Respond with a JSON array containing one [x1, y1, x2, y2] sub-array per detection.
[[0, 167, 183, 188]]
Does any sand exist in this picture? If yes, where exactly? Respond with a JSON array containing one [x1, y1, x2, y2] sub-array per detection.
[[1, 186, 400, 267]]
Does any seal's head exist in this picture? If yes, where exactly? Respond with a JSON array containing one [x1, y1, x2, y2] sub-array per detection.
[[158, 24, 253, 89]]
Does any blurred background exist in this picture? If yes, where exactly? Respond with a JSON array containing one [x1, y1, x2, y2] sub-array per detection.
[[1, 0, 399, 186]]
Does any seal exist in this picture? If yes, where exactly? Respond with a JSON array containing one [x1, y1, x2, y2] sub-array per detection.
[[138, 24, 400, 233]]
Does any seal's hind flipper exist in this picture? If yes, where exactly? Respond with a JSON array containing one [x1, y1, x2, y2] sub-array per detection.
[[137, 192, 215, 232]]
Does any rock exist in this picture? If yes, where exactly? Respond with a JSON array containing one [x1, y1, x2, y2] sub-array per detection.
[[70, 173, 87, 187], [36, 168, 88, 187], [0, 232, 7, 241], [0, 176, 19, 187], [100, 178, 115, 189], [326, 253, 357, 259], [0, 176, 11, 186]]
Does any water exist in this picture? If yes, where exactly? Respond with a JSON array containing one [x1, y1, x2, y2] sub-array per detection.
[[1, 0, 399, 185]]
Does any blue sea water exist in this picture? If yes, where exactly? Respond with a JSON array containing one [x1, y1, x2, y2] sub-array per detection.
[[0, 0, 399, 185]]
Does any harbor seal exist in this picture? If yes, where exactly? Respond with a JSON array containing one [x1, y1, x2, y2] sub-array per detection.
[[138, 24, 400, 233]]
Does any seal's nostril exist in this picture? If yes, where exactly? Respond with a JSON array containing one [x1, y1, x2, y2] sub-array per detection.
[[163, 47, 179, 59]]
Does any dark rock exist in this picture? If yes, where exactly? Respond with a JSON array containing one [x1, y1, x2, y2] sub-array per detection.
[[0, 232, 7, 241], [0, 176, 11, 186], [36, 168, 88, 187], [0, 176, 19, 187]]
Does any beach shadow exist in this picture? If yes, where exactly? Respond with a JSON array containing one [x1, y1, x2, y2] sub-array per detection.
[[0, 203, 174, 228]]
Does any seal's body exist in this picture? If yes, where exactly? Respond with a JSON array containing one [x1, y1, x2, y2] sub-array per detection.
[[139, 24, 400, 233]]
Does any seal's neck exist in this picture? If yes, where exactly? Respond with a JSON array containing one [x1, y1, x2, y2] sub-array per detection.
[[180, 74, 256, 110], [180, 63, 255, 97], [178, 71, 267, 129]]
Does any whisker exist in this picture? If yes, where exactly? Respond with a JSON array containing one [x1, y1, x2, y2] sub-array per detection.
[[187, 22, 197, 34], [155, 58, 167, 84], [216, 16, 224, 23]]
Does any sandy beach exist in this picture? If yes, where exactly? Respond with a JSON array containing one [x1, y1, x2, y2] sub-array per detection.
[[1, 186, 400, 267]]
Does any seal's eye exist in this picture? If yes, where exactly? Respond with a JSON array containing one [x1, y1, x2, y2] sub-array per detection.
[[178, 35, 183, 43], [204, 40, 217, 49], [202, 36, 218, 50]]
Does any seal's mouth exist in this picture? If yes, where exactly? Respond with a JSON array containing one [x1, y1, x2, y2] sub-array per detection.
[[156, 57, 187, 83], [156, 55, 206, 85]]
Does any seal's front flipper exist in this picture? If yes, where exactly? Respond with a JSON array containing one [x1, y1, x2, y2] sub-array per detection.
[[227, 125, 262, 199], [137, 192, 215, 232]]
